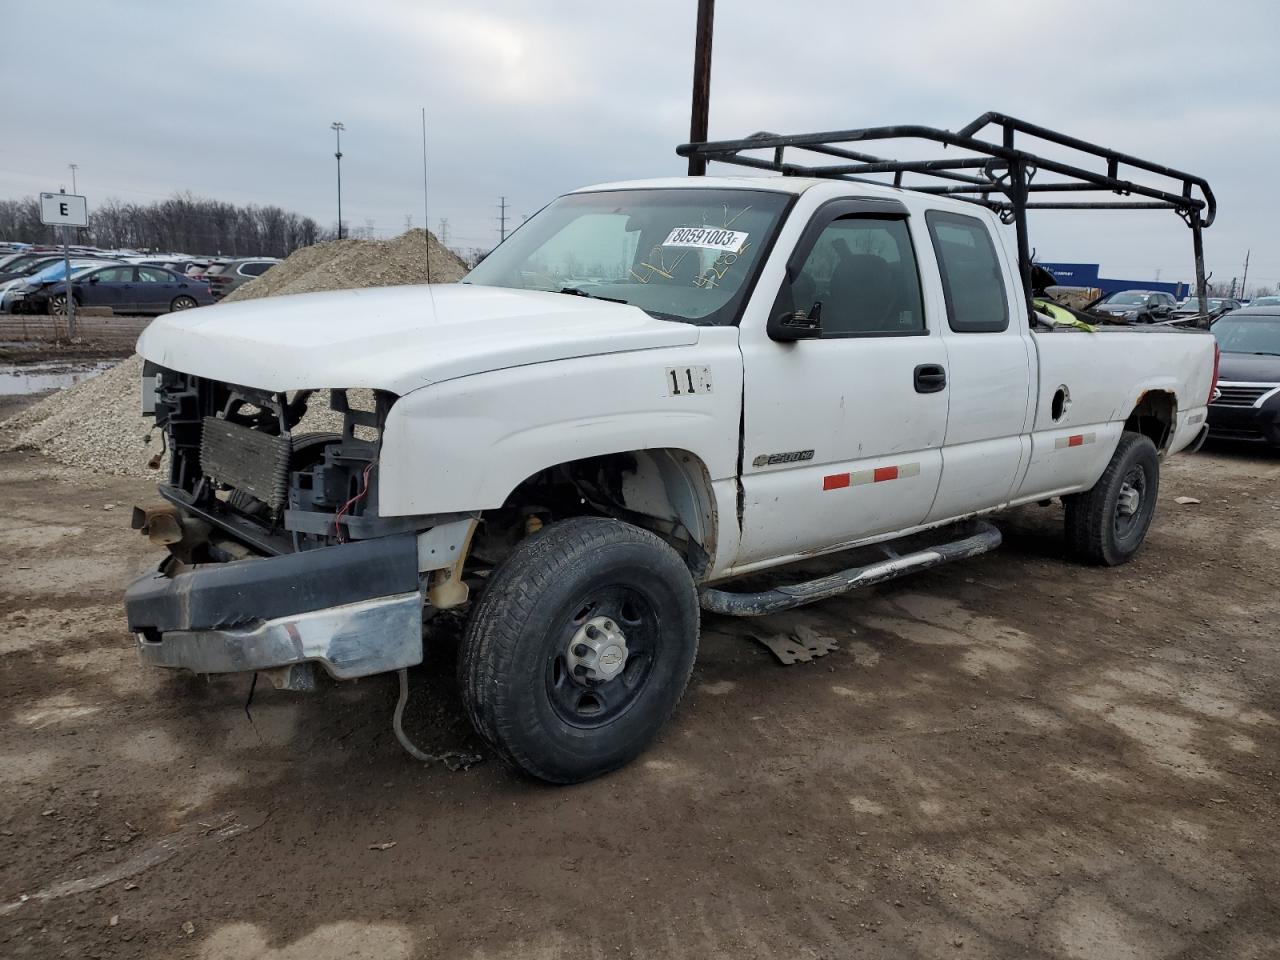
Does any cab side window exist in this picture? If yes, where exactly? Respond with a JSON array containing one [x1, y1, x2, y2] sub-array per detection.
[[791, 217, 925, 336], [926, 210, 1009, 333]]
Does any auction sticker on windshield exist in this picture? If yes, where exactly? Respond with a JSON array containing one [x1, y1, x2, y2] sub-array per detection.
[[662, 226, 749, 253]]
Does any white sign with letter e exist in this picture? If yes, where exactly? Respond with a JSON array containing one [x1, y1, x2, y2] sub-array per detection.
[[39, 192, 88, 227]]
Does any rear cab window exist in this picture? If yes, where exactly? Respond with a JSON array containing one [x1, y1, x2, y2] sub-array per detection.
[[925, 210, 1009, 333]]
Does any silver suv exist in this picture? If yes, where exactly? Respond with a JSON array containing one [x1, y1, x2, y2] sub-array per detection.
[[204, 258, 280, 300]]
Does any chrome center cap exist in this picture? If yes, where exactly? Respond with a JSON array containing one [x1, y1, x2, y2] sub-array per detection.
[[568, 616, 629, 683], [1117, 482, 1141, 517]]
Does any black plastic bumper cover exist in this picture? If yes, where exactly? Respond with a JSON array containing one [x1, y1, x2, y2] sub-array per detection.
[[125, 533, 420, 633], [1207, 402, 1280, 445]]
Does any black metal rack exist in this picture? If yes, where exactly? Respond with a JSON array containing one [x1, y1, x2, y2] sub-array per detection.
[[677, 112, 1215, 320]]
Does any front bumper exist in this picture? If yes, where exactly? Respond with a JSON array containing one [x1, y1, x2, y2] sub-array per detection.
[[125, 532, 424, 680], [1207, 400, 1280, 445]]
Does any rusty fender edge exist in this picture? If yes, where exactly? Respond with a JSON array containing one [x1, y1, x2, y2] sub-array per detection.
[[698, 521, 1002, 617]]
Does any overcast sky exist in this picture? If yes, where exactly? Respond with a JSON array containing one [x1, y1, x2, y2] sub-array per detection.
[[4, 0, 1278, 291]]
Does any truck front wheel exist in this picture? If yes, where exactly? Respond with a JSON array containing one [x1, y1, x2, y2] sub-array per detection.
[[1064, 431, 1160, 566], [459, 517, 699, 783]]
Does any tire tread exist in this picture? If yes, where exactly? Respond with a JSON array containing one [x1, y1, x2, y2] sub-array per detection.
[[1064, 431, 1159, 566], [459, 517, 698, 783]]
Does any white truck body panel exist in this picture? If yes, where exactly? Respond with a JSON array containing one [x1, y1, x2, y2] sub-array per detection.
[[136, 175, 1215, 584], [379, 327, 744, 517]]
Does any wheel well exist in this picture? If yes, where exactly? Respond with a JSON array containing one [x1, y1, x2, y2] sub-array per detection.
[[1125, 390, 1177, 452], [473, 449, 719, 578]]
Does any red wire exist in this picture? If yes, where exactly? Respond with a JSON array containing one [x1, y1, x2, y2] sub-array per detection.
[[334, 459, 377, 543]]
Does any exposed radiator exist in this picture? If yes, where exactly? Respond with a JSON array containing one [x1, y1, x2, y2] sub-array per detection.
[[199, 416, 292, 510]]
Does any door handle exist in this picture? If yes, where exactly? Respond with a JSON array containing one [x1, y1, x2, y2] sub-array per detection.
[[914, 363, 947, 393]]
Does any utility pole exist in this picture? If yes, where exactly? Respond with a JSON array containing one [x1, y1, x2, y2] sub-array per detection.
[[330, 121, 345, 239], [686, 0, 715, 176], [404, 213, 413, 231], [1240, 250, 1250, 299], [438, 218, 450, 246], [498, 196, 509, 243]]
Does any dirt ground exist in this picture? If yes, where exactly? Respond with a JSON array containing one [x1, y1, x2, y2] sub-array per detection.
[[0, 317, 149, 365], [1, 434, 1277, 960]]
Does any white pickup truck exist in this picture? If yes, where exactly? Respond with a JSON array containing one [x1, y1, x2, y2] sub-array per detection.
[[125, 117, 1218, 782]]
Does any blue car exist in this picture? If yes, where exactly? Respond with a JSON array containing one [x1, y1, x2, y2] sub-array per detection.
[[20, 263, 215, 316]]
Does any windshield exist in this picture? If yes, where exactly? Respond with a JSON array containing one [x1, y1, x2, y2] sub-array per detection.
[[1213, 315, 1280, 355], [27, 261, 104, 283], [1, 254, 42, 273], [464, 188, 793, 325], [1102, 292, 1150, 305]]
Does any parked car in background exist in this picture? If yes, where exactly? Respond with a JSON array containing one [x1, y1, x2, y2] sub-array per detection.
[[1171, 296, 1241, 323], [1206, 306, 1280, 445], [0, 259, 120, 313], [15, 264, 213, 316], [1245, 295, 1280, 309], [203, 257, 279, 299], [0, 252, 37, 273], [0, 254, 73, 284], [1089, 290, 1178, 323]]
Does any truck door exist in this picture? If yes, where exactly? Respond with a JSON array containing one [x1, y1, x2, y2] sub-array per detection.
[[734, 199, 949, 571], [922, 210, 1034, 523]]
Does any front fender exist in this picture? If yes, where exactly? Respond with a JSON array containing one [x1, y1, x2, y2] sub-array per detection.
[[377, 331, 743, 516]]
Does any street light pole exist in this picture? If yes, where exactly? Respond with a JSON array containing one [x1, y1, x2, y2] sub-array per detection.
[[331, 121, 345, 240], [68, 164, 80, 244]]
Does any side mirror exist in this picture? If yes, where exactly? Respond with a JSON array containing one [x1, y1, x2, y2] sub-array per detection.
[[768, 300, 823, 342], [88, 276, 100, 283]]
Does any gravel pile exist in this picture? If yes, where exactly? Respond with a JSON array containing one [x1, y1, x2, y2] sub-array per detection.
[[3, 230, 464, 476], [223, 229, 465, 302]]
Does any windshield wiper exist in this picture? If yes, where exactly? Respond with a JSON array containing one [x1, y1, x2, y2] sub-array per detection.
[[558, 287, 628, 305], [1250, 351, 1280, 356]]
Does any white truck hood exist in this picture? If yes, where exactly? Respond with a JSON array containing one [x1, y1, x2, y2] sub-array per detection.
[[136, 283, 700, 394]]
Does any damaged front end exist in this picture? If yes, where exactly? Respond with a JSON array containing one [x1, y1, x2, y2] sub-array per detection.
[[125, 364, 464, 689]]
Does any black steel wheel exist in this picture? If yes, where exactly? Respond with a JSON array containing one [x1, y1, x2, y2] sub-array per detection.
[[1065, 431, 1160, 566], [459, 516, 699, 783], [545, 586, 660, 729]]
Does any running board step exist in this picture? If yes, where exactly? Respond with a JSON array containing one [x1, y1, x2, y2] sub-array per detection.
[[699, 521, 1002, 617]]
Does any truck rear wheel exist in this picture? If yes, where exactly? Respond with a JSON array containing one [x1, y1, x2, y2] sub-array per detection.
[[1064, 431, 1160, 566], [459, 517, 699, 783]]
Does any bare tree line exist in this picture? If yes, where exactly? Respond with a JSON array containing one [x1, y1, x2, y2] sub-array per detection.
[[0, 192, 326, 258]]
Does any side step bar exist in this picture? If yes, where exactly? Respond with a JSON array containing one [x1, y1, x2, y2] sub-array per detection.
[[699, 521, 1002, 617]]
